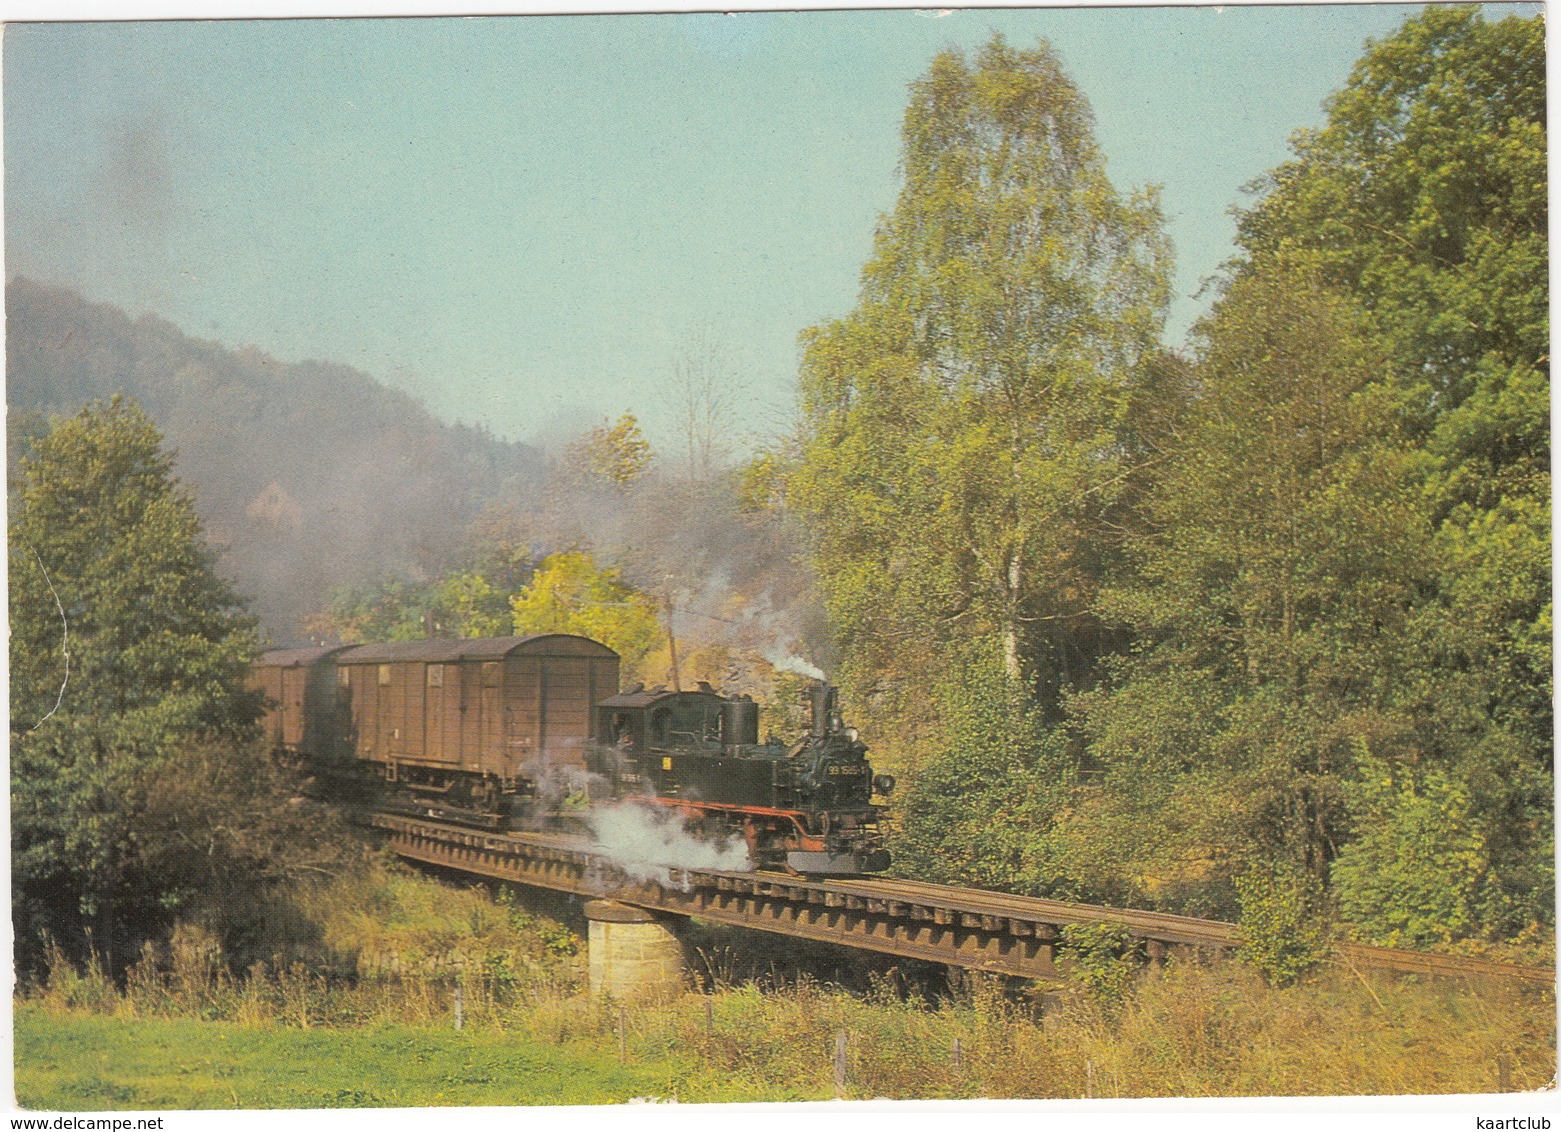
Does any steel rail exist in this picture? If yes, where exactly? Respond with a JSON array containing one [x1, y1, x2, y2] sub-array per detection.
[[370, 811, 1554, 986]]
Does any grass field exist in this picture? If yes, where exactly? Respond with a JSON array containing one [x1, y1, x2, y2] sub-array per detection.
[[13, 1005, 736, 1110], [17, 958, 1555, 1110], [14, 863, 1554, 1108]]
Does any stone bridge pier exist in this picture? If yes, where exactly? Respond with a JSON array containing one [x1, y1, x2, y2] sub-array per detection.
[[584, 899, 688, 1001]]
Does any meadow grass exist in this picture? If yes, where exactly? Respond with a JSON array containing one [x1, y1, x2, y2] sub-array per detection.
[[15, 859, 1555, 1107], [13, 1005, 722, 1109]]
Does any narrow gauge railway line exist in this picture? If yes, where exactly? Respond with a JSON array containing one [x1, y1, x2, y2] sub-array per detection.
[[872, 876, 1554, 984], [371, 811, 1555, 987], [839, 875, 1242, 946]]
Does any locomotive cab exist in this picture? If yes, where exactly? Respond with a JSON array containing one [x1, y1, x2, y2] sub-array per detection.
[[589, 687, 787, 805]]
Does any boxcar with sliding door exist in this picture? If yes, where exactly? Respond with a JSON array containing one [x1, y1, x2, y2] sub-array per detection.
[[330, 634, 619, 810]]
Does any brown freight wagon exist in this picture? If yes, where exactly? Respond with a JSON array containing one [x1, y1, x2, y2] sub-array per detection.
[[328, 634, 619, 798], [254, 634, 621, 805], [251, 644, 353, 761]]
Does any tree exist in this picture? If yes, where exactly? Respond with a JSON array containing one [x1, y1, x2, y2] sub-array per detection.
[[1067, 261, 1433, 914], [1238, 6, 1545, 433], [889, 638, 1065, 893], [669, 328, 744, 483], [1230, 6, 1550, 944], [582, 412, 653, 488], [1055, 12, 1551, 946], [1329, 752, 1530, 950], [1237, 4, 1549, 753], [305, 569, 517, 643], [302, 574, 434, 643], [790, 34, 1170, 709], [510, 551, 661, 676], [10, 398, 264, 972]]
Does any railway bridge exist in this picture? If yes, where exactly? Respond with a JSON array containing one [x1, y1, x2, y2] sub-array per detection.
[[372, 812, 1554, 1000]]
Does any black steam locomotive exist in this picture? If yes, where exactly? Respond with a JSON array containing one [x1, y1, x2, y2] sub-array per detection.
[[251, 633, 892, 874], [589, 682, 892, 874]]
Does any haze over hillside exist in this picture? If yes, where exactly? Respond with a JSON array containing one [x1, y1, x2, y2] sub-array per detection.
[[7, 278, 546, 642]]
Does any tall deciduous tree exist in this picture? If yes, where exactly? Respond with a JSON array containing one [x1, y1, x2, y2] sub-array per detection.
[[1054, 8, 1549, 950], [670, 328, 744, 484], [1237, 5, 1549, 757], [1239, 6, 1545, 428], [1070, 261, 1431, 903], [10, 398, 264, 971], [791, 34, 1170, 711]]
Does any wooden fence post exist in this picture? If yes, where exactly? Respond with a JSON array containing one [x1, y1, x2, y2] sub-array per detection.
[[833, 1030, 848, 1098], [454, 984, 464, 1031]]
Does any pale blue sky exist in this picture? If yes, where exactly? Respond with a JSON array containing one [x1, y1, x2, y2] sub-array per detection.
[[6, 5, 1525, 450]]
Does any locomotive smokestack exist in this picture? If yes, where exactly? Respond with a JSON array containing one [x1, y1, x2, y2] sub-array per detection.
[[808, 683, 836, 739]]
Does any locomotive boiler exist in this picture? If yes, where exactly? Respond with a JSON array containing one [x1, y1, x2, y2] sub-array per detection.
[[250, 633, 892, 875]]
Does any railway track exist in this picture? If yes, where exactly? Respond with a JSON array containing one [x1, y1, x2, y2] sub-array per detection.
[[372, 811, 1554, 986], [832, 874, 1240, 949], [835, 874, 1552, 984]]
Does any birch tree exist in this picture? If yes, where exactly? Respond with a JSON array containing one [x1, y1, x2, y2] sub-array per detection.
[[792, 34, 1170, 701]]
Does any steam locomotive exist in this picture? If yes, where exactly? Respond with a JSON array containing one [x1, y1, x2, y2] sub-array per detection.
[[250, 634, 892, 875]]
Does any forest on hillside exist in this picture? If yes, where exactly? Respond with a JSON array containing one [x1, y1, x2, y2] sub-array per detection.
[[8, 6, 1550, 984], [6, 278, 546, 639]]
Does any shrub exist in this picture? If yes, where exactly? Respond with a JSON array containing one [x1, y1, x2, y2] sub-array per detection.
[[1058, 921, 1139, 1017], [1234, 859, 1331, 986]]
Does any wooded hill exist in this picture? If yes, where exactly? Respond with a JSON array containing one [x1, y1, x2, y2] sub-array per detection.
[[6, 277, 545, 641]]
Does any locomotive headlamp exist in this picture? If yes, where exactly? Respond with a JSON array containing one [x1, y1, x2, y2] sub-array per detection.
[[846, 727, 859, 742]]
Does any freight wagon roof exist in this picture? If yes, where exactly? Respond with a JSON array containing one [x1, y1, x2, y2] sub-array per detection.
[[254, 645, 354, 668], [598, 688, 726, 710], [337, 634, 618, 665]]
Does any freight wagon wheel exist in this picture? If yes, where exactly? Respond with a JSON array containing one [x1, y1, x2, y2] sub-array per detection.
[[468, 776, 500, 815]]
